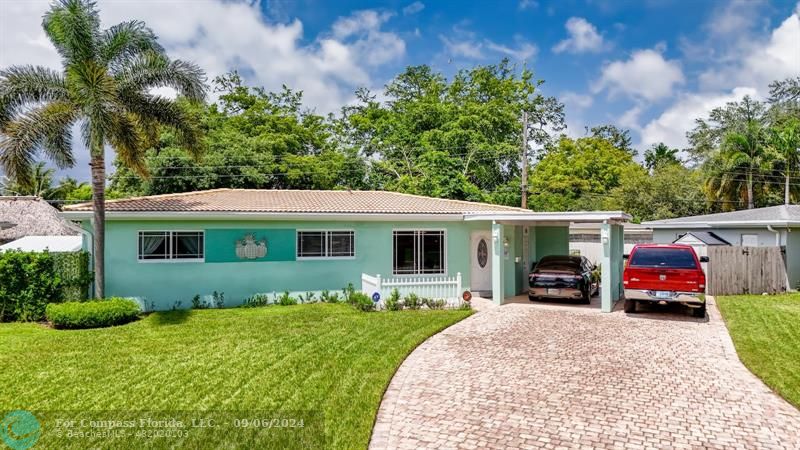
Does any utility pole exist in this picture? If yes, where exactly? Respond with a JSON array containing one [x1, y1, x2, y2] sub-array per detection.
[[520, 109, 529, 209]]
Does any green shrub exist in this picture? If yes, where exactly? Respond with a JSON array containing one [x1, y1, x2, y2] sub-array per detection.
[[424, 298, 446, 310], [46, 298, 140, 329], [277, 291, 298, 306], [212, 291, 225, 308], [242, 293, 272, 308], [349, 292, 375, 312], [299, 292, 317, 303], [320, 290, 340, 303], [385, 288, 403, 311], [342, 283, 357, 303], [0, 250, 91, 322], [403, 293, 422, 310]]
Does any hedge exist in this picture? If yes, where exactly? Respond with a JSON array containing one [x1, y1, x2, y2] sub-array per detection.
[[0, 250, 91, 322], [46, 298, 141, 329]]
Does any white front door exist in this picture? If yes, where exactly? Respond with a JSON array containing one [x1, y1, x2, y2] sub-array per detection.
[[470, 231, 492, 293]]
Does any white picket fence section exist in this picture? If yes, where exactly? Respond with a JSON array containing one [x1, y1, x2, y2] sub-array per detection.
[[361, 272, 464, 308]]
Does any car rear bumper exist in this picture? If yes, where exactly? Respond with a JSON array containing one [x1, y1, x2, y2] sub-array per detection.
[[529, 287, 584, 299], [625, 289, 704, 304]]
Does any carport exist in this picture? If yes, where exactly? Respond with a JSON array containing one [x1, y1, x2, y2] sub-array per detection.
[[464, 211, 630, 312]]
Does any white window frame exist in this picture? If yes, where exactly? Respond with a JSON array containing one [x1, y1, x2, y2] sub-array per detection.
[[296, 229, 356, 260], [392, 229, 447, 276], [741, 234, 759, 247], [137, 230, 205, 263]]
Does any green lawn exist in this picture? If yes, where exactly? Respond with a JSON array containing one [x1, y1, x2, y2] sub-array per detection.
[[0, 303, 471, 449], [717, 294, 800, 408]]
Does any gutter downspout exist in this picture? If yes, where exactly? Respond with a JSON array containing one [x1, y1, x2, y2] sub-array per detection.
[[767, 225, 781, 246], [64, 219, 94, 299]]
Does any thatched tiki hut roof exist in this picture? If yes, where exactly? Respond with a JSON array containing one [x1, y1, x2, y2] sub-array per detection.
[[0, 196, 77, 244]]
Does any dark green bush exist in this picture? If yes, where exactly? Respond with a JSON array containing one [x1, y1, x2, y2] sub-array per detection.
[[349, 292, 375, 312], [46, 298, 140, 329], [403, 293, 422, 310], [320, 290, 340, 303], [277, 291, 298, 306], [241, 293, 271, 308], [0, 250, 91, 322], [424, 298, 446, 310], [385, 289, 403, 311]]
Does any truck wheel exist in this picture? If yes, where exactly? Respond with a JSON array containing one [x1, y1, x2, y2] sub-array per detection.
[[624, 299, 637, 313], [693, 303, 706, 318]]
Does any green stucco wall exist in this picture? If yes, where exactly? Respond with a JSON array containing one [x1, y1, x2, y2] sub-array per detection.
[[205, 229, 295, 262], [535, 226, 569, 261], [89, 219, 491, 310]]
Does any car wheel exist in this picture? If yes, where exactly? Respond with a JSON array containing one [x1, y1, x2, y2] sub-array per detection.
[[528, 295, 537, 302], [692, 303, 706, 318], [624, 299, 637, 313]]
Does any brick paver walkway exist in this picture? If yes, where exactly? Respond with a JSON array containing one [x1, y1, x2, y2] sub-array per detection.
[[370, 298, 800, 449]]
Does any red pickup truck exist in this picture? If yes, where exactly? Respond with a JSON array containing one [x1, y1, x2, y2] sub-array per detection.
[[623, 244, 707, 317]]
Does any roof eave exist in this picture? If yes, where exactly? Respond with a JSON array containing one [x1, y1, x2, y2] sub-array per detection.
[[60, 210, 471, 221], [645, 220, 799, 228]]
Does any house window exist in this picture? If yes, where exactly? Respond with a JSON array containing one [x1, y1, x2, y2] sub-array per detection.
[[139, 231, 204, 261], [741, 234, 759, 247], [393, 230, 446, 275], [297, 231, 354, 258]]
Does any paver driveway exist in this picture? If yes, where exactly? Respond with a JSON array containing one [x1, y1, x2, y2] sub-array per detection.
[[370, 298, 800, 449]]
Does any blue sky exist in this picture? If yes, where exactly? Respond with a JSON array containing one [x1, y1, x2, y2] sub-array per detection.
[[1, 0, 799, 180]]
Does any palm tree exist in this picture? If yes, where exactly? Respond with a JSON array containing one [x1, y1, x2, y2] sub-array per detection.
[[769, 118, 800, 205], [643, 142, 680, 171], [1, 161, 58, 198], [0, 0, 206, 298], [712, 120, 770, 209]]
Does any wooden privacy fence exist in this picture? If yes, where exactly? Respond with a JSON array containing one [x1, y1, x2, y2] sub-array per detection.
[[706, 246, 788, 296], [361, 272, 464, 308]]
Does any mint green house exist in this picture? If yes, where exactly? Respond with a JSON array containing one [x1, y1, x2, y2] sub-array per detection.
[[62, 189, 629, 311]]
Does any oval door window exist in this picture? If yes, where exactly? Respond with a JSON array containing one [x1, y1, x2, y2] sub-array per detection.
[[477, 239, 488, 268]]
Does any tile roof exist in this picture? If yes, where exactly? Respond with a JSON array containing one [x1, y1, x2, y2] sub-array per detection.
[[63, 189, 532, 215], [645, 205, 800, 226]]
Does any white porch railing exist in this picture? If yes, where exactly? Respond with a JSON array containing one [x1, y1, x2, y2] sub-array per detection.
[[361, 272, 463, 308]]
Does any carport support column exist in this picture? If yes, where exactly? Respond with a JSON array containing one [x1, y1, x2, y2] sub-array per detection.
[[600, 222, 613, 313], [492, 221, 505, 305]]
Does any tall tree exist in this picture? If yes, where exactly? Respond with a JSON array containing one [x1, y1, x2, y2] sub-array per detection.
[[586, 124, 636, 156], [0, 0, 205, 297], [768, 118, 800, 204], [0, 162, 57, 198], [711, 120, 770, 209], [338, 60, 565, 202], [643, 143, 680, 171]]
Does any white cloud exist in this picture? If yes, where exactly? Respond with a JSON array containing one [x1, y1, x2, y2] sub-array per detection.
[[640, 87, 759, 148], [561, 91, 593, 109], [402, 1, 425, 16], [593, 48, 684, 101], [617, 105, 643, 133], [552, 17, 604, 54], [706, 0, 765, 38], [440, 27, 537, 62], [0, 0, 406, 179], [641, 4, 800, 149], [518, 0, 539, 10], [485, 40, 537, 61], [698, 10, 800, 95]]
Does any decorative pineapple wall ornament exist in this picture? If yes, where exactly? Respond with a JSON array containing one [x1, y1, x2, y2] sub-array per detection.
[[236, 234, 267, 259]]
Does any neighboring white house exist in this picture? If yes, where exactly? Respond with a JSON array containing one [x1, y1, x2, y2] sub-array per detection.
[[0, 235, 83, 252], [644, 205, 800, 289], [569, 223, 652, 265]]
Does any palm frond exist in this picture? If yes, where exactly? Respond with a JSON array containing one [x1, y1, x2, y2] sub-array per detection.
[[0, 66, 69, 126], [120, 91, 204, 158], [0, 101, 77, 184], [43, 0, 101, 63], [108, 112, 148, 176], [115, 51, 206, 102], [99, 20, 164, 68]]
